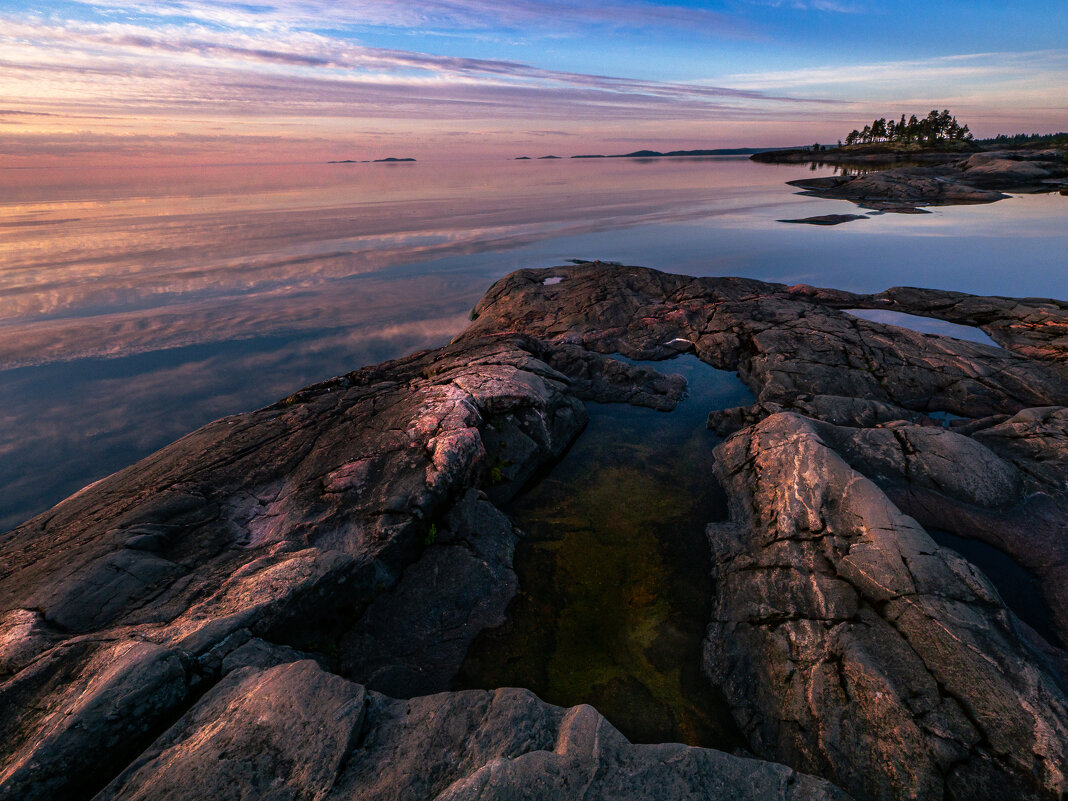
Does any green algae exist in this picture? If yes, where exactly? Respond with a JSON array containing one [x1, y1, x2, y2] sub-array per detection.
[[457, 355, 753, 748]]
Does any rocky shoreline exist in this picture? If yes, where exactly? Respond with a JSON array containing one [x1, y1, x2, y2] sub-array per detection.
[[2, 263, 1067, 800], [757, 148, 1067, 214]]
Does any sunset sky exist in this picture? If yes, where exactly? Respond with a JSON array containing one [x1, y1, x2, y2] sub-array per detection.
[[1, 0, 1065, 164]]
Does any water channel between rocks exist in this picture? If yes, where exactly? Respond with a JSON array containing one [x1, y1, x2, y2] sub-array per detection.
[[926, 528, 1064, 649], [456, 354, 754, 748]]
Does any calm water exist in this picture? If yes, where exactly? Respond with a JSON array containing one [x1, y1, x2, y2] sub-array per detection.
[[457, 355, 754, 747], [1, 157, 1065, 528], [926, 528, 1063, 649]]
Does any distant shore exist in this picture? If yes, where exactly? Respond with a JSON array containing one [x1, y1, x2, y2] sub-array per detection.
[[515, 147, 781, 160], [751, 141, 979, 166], [328, 157, 417, 164]]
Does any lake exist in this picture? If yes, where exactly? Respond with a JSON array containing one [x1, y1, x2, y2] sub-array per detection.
[[1, 156, 1065, 529]]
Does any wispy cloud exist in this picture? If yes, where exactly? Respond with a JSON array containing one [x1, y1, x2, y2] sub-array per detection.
[[74, 0, 751, 36], [712, 49, 1068, 134], [746, 0, 863, 12], [3, 1, 1065, 162], [718, 49, 1068, 90], [0, 9, 840, 162], [0, 16, 795, 106]]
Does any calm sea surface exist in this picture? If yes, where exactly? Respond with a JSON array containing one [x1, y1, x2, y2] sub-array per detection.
[[1, 157, 1065, 529]]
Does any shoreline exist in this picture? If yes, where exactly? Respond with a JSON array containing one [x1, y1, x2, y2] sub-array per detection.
[[756, 146, 1068, 214]]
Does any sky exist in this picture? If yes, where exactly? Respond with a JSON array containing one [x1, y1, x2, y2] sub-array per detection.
[[0, 0, 1066, 164]]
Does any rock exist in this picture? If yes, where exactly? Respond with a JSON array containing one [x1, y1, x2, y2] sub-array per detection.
[[97, 659, 853, 801], [787, 168, 1008, 208], [778, 214, 868, 225], [751, 147, 977, 165], [0, 639, 192, 801], [827, 284, 1068, 363], [0, 608, 59, 676], [335, 490, 521, 697], [780, 149, 1066, 210], [705, 412, 1068, 801], [958, 152, 1068, 189], [2, 263, 1066, 800], [96, 660, 367, 801], [861, 203, 932, 214], [469, 264, 1067, 415]]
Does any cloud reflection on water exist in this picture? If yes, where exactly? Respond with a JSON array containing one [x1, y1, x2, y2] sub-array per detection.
[[0, 158, 1065, 529]]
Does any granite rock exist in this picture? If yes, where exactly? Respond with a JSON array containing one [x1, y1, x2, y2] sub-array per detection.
[[2, 263, 1066, 800]]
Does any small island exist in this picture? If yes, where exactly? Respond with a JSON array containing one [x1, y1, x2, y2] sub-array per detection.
[[753, 110, 1068, 214], [328, 157, 417, 164]]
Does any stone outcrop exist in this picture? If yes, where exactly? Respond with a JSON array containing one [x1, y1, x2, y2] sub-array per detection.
[[95, 659, 852, 801], [781, 149, 1067, 212], [706, 413, 1067, 801], [2, 262, 1066, 800]]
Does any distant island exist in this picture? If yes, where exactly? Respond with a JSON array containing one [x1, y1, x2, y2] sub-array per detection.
[[328, 157, 416, 163], [577, 148, 781, 158], [516, 147, 782, 161]]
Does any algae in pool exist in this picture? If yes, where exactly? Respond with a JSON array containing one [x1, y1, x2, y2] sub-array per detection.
[[457, 355, 754, 748]]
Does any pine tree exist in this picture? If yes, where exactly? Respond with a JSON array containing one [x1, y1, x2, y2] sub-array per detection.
[[841, 109, 973, 148]]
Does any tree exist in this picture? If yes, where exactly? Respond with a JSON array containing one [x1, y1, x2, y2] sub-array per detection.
[[841, 109, 974, 148]]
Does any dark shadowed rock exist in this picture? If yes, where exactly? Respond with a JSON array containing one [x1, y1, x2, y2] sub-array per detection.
[[778, 214, 868, 225]]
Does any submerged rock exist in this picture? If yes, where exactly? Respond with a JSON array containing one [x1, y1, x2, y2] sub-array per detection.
[[1, 262, 1066, 800]]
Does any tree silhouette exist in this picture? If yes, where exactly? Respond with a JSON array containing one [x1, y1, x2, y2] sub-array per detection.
[[842, 110, 973, 147]]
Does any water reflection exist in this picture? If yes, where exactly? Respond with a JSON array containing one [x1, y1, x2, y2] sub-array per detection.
[[927, 528, 1063, 648], [457, 356, 754, 747], [0, 158, 1065, 528], [843, 308, 1001, 347]]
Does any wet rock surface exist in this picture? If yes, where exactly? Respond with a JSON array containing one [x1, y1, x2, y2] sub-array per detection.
[[2, 262, 1066, 800]]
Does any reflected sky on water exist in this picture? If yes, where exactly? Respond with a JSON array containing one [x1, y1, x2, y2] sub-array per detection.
[[1, 157, 1065, 528]]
